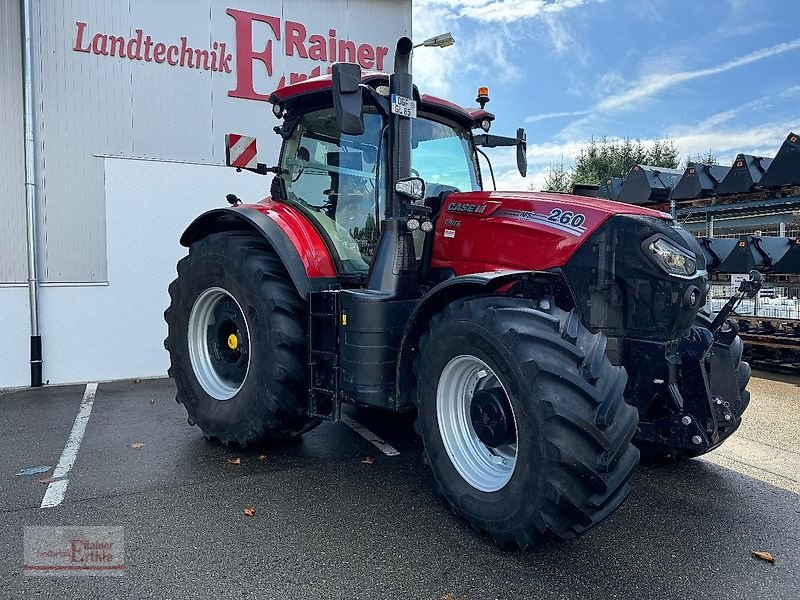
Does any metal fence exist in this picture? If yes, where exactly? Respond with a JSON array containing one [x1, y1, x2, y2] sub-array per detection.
[[707, 284, 800, 320]]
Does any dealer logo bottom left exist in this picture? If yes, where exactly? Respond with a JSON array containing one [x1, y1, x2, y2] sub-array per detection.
[[24, 526, 124, 576]]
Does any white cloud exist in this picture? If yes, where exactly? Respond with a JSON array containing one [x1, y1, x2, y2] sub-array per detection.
[[411, 2, 525, 97], [412, 0, 594, 87], [411, 4, 461, 96], [525, 109, 591, 123], [597, 37, 800, 112], [668, 120, 799, 164], [415, 0, 593, 24]]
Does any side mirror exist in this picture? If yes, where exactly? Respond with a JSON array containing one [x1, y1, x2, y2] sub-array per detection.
[[516, 128, 527, 177], [332, 63, 364, 136]]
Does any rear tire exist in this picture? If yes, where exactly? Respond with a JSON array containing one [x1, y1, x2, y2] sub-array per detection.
[[164, 233, 319, 447], [413, 296, 639, 548]]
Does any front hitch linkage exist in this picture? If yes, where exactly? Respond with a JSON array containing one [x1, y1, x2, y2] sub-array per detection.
[[708, 270, 763, 336]]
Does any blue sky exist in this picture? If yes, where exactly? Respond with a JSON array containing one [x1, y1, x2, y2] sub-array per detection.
[[410, 0, 800, 189]]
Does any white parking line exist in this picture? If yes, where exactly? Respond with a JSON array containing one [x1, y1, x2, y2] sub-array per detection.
[[340, 414, 400, 457], [40, 382, 98, 509]]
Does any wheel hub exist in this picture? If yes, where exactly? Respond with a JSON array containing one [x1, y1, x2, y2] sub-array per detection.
[[436, 355, 518, 493], [187, 287, 251, 401], [470, 388, 516, 448]]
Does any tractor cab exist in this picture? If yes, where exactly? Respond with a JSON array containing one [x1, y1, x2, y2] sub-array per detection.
[[228, 55, 526, 288], [269, 81, 485, 275]]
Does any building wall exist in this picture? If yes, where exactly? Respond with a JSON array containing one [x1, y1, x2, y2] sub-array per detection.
[[37, 157, 269, 385], [31, 0, 410, 283], [0, 0, 26, 283], [0, 0, 411, 388]]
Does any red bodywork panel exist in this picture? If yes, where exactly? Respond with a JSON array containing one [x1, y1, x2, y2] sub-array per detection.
[[248, 193, 669, 281], [247, 199, 337, 278], [432, 191, 671, 275]]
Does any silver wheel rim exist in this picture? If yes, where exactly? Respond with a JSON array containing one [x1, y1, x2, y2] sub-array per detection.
[[436, 355, 518, 492], [187, 287, 251, 400]]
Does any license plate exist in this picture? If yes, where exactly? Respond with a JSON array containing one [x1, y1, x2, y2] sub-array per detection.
[[391, 94, 417, 118]]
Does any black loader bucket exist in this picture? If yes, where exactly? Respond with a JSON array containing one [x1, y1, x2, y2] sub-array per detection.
[[598, 177, 623, 200], [716, 236, 773, 273], [618, 165, 683, 205], [672, 163, 731, 200], [767, 237, 800, 274], [569, 183, 600, 198], [715, 154, 773, 195], [760, 132, 800, 188], [700, 237, 738, 271]]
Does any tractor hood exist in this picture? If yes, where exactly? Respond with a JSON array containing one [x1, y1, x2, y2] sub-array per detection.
[[431, 189, 705, 340], [432, 190, 674, 272], [432, 188, 684, 277]]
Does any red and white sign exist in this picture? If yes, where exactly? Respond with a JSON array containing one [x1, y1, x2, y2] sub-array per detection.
[[225, 134, 258, 169]]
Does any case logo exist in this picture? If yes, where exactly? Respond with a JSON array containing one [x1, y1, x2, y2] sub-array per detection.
[[447, 202, 488, 214]]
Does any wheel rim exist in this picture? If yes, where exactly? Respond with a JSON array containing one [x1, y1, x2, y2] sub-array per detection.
[[436, 355, 518, 492], [187, 287, 251, 400]]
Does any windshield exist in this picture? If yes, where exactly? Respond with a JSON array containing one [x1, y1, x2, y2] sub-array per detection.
[[412, 117, 480, 193]]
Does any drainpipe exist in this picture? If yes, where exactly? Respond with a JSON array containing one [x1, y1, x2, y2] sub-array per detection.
[[22, 0, 42, 387]]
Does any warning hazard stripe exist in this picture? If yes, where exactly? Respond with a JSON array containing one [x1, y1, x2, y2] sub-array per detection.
[[226, 133, 257, 169]]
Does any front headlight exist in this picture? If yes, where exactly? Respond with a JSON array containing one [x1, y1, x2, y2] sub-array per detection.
[[647, 237, 698, 278]]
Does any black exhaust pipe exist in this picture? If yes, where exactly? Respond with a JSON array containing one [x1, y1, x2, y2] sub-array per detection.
[[367, 37, 418, 298]]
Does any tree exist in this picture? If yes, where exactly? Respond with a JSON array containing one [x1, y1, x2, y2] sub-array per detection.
[[571, 137, 680, 185], [684, 151, 718, 167], [541, 157, 572, 193]]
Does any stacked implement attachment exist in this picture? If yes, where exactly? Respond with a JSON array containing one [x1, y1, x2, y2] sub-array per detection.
[[699, 236, 800, 275], [715, 154, 773, 196], [597, 177, 623, 201], [672, 163, 731, 200], [760, 132, 800, 189], [618, 165, 684, 205]]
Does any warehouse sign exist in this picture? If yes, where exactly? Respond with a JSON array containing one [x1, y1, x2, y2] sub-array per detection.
[[71, 7, 390, 103]]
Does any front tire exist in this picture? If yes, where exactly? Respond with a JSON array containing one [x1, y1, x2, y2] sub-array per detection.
[[165, 233, 319, 447], [413, 296, 639, 548]]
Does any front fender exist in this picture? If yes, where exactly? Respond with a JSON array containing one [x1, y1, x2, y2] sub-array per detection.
[[395, 270, 564, 404], [181, 202, 337, 298]]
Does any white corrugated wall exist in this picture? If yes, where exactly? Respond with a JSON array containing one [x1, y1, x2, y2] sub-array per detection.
[[0, 0, 27, 283]]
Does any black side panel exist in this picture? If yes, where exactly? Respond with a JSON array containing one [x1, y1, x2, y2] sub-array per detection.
[[339, 289, 419, 410], [180, 207, 337, 298]]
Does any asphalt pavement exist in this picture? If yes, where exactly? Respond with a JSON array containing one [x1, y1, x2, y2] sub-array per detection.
[[1, 373, 798, 599]]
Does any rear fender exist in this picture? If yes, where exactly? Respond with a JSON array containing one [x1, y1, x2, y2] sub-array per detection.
[[395, 270, 569, 404], [180, 202, 338, 298]]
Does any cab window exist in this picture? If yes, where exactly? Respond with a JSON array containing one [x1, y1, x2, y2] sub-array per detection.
[[281, 109, 386, 274]]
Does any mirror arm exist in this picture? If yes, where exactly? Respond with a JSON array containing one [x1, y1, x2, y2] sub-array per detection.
[[474, 133, 519, 148], [475, 128, 527, 178], [235, 164, 287, 176]]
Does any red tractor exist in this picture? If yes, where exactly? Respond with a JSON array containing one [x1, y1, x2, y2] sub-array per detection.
[[166, 37, 756, 547]]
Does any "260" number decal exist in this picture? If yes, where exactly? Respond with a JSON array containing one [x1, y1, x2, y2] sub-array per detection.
[[547, 208, 586, 228]]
